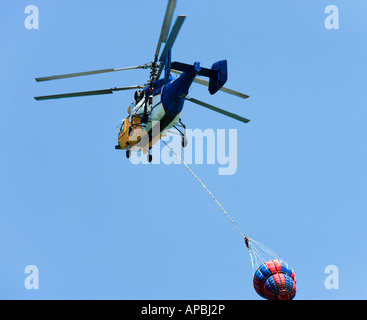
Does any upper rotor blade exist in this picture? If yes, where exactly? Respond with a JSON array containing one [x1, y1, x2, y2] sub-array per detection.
[[155, 16, 185, 80], [185, 97, 250, 123], [35, 64, 151, 82], [171, 69, 250, 100], [154, 0, 177, 60], [34, 85, 145, 101], [159, 15, 186, 64]]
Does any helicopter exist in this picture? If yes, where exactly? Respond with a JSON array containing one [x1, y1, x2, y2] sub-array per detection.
[[34, 0, 250, 162]]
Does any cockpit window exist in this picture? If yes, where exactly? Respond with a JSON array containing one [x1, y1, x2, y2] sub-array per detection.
[[120, 120, 125, 132], [135, 90, 144, 103]]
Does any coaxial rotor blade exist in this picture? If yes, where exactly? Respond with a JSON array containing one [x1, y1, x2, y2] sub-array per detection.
[[185, 96, 250, 123], [154, 15, 186, 81], [154, 0, 177, 60], [35, 64, 151, 82], [192, 77, 250, 100], [34, 85, 146, 101], [171, 69, 250, 100], [159, 16, 186, 64]]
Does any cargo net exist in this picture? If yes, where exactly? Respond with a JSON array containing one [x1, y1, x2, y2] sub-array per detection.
[[244, 237, 282, 273], [245, 237, 297, 300]]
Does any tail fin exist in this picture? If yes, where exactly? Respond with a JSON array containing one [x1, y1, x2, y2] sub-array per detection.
[[208, 60, 228, 95], [170, 60, 228, 95]]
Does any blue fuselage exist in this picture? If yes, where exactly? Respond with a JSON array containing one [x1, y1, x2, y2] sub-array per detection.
[[147, 62, 201, 119]]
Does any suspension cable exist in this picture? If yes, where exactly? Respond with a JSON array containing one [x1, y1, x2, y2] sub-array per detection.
[[161, 140, 247, 241]]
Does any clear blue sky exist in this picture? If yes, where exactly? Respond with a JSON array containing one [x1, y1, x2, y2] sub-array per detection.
[[1, 0, 366, 300]]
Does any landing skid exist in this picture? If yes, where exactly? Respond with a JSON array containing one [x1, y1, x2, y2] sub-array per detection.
[[172, 118, 188, 148]]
